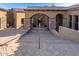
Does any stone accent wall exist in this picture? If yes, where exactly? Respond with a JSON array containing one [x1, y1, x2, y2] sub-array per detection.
[[25, 10, 67, 29], [7, 9, 15, 27], [24, 18, 31, 29], [49, 18, 55, 29]]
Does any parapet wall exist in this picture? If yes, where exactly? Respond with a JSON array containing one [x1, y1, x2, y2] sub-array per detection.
[[59, 26, 79, 42]]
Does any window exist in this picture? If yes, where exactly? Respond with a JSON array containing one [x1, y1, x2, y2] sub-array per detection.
[[21, 18, 24, 24], [74, 15, 78, 30], [69, 15, 72, 28]]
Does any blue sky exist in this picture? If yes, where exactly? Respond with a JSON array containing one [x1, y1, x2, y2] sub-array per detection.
[[0, 3, 78, 9]]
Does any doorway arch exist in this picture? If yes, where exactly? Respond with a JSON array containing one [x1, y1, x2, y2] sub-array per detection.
[[56, 14, 63, 31], [30, 13, 49, 29]]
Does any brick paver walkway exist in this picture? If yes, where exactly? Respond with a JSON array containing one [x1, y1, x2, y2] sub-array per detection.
[[0, 28, 79, 56], [14, 28, 79, 56]]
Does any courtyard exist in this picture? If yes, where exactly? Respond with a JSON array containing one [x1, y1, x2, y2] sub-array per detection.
[[0, 28, 79, 56]]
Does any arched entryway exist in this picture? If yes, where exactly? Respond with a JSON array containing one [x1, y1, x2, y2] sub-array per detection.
[[30, 13, 49, 29], [56, 14, 63, 31]]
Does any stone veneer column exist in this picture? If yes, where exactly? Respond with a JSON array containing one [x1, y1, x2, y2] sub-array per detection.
[[66, 15, 70, 28], [49, 18, 56, 30], [78, 15, 79, 30], [23, 18, 31, 30], [63, 18, 68, 27], [72, 15, 75, 29]]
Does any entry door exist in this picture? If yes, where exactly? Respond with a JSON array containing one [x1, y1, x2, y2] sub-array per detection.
[[56, 14, 63, 31], [74, 15, 78, 30]]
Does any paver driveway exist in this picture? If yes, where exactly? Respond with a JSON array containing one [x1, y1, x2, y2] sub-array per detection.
[[14, 28, 79, 56]]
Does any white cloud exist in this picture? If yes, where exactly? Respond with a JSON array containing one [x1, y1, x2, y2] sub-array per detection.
[[54, 3, 78, 6]]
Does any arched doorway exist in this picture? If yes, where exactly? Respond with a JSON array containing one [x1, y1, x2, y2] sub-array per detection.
[[30, 13, 49, 29], [56, 14, 63, 31]]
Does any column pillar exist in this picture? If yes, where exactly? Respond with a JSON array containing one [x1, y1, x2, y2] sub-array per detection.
[[78, 15, 79, 30], [72, 15, 75, 29], [49, 18, 56, 30], [66, 15, 69, 28], [23, 18, 31, 30], [63, 17, 68, 27]]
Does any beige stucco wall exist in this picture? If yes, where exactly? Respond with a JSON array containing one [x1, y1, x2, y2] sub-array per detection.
[[59, 26, 79, 42], [15, 12, 25, 29], [0, 11, 7, 29]]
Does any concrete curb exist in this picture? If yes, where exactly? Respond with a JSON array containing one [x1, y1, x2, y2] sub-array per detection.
[[20, 28, 31, 38]]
